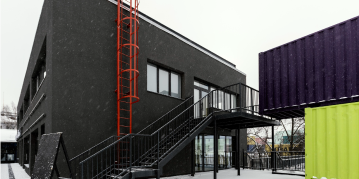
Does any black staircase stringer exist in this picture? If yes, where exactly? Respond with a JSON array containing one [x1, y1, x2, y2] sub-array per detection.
[[158, 115, 214, 171]]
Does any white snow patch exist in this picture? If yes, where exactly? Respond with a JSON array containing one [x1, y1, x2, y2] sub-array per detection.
[[1, 164, 9, 179], [11, 163, 30, 179]]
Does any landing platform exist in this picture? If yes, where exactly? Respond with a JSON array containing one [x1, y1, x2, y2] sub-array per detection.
[[212, 110, 280, 129]]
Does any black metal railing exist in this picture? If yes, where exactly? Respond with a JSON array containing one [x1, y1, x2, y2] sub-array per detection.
[[78, 91, 216, 179], [210, 83, 272, 120], [138, 96, 193, 135], [69, 135, 120, 178], [74, 83, 270, 178], [272, 151, 305, 174], [242, 151, 305, 174], [218, 83, 259, 114], [69, 97, 193, 178], [242, 151, 272, 170]]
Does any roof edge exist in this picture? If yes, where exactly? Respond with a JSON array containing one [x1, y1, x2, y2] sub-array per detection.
[[260, 15, 359, 53], [108, 0, 246, 76]]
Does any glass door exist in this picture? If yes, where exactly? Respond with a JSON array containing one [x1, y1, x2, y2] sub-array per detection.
[[195, 134, 233, 172], [194, 89, 200, 118], [194, 80, 211, 118], [204, 135, 214, 171], [195, 135, 203, 172], [201, 91, 208, 116], [218, 136, 226, 169]]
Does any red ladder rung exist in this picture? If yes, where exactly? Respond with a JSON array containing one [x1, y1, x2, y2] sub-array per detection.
[[119, 125, 130, 127]]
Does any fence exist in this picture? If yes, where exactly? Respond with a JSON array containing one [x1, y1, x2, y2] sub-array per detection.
[[243, 151, 305, 176]]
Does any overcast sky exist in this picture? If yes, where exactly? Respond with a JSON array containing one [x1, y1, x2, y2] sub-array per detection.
[[1, 0, 359, 108]]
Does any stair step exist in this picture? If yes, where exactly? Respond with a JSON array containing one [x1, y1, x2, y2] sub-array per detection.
[[139, 162, 154, 165], [145, 156, 163, 160], [107, 173, 124, 178]]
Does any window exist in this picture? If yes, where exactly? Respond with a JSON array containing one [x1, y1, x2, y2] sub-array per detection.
[[171, 73, 181, 98], [194, 81, 208, 90], [209, 88, 237, 110], [19, 106, 23, 122], [159, 69, 169, 95], [147, 63, 182, 98], [147, 64, 157, 92], [24, 87, 30, 113], [31, 37, 46, 100], [33, 63, 46, 93]]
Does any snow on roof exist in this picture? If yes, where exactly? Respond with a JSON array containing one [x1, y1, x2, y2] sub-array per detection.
[[1, 129, 17, 142]]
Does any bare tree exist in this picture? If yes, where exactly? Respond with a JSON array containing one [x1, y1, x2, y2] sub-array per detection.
[[11, 102, 17, 113], [247, 117, 305, 152], [2, 104, 10, 113], [1, 102, 17, 129], [280, 117, 305, 151], [247, 127, 272, 156]]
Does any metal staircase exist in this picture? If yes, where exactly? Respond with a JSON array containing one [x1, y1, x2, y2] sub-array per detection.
[[69, 83, 278, 179]]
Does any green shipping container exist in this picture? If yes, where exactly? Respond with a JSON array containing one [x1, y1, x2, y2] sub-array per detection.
[[305, 102, 359, 179]]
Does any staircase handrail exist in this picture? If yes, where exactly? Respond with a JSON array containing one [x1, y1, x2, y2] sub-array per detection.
[[77, 83, 268, 178], [79, 133, 151, 164], [69, 135, 119, 162], [78, 90, 215, 178], [151, 91, 213, 135], [138, 96, 193, 134]]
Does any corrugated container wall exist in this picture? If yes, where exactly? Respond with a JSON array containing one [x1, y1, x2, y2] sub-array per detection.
[[305, 102, 359, 179], [259, 16, 359, 119]]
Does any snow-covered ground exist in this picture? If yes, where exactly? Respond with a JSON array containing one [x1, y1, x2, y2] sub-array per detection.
[[151, 168, 304, 179], [11, 163, 30, 179], [1, 164, 9, 179], [1, 163, 30, 179], [1, 164, 304, 179]]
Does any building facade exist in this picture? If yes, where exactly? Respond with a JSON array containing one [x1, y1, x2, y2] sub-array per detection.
[[16, 0, 247, 176]]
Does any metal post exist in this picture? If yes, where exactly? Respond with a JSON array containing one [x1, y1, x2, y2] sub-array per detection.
[[235, 129, 239, 170], [239, 85, 242, 113], [237, 126, 240, 175], [191, 139, 195, 176], [271, 125, 275, 173], [251, 88, 254, 114], [130, 137, 132, 168], [242, 149, 245, 170], [202, 134, 205, 172], [157, 132, 160, 179], [213, 118, 217, 179], [224, 136, 227, 168]]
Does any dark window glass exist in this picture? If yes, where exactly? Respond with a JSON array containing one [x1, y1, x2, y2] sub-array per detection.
[[147, 63, 182, 98]]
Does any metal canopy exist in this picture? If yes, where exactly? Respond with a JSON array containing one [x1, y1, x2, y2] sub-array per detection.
[[210, 111, 280, 129]]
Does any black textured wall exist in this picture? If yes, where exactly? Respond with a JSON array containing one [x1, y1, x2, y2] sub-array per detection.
[[18, 0, 246, 176], [16, 0, 53, 175]]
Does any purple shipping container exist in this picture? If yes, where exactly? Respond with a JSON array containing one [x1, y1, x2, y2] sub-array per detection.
[[259, 15, 359, 119]]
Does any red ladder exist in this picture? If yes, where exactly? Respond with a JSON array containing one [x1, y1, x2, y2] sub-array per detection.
[[116, 0, 140, 137]]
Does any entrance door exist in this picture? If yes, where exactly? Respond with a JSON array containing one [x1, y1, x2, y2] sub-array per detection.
[[195, 134, 233, 172], [194, 81, 210, 118]]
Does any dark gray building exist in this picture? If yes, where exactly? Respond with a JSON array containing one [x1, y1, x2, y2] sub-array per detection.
[[16, 0, 252, 177]]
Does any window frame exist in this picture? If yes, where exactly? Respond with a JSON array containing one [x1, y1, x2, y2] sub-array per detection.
[[147, 63, 182, 99]]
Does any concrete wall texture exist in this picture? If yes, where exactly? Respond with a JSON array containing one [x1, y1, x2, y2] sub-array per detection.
[[16, 0, 247, 176]]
